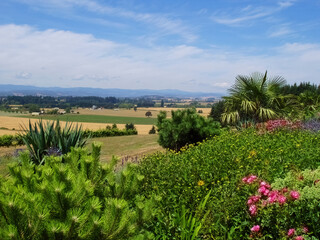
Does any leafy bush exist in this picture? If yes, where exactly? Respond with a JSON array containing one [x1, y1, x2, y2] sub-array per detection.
[[0, 134, 23, 147], [209, 100, 225, 123], [137, 129, 320, 238], [83, 128, 137, 138], [148, 126, 156, 134], [156, 108, 221, 151], [0, 144, 157, 239], [20, 120, 87, 164], [243, 168, 320, 239], [125, 123, 136, 131], [0, 124, 137, 148]]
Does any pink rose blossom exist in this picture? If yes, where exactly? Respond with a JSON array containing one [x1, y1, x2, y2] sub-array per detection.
[[247, 195, 260, 205], [295, 236, 304, 240], [251, 225, 260, 232], [242, 175, 258, 184], [260, 181, 271, 188], [288, 228, 296, 237], [290, 191, 300, 200], [278, 195, 287, 205], [242, 177, 248, 183], [263, 189, 270, 196], [247, 175, 258, 184], [258, 186, 267, 194], [249, 205, 257, 216], [282, 187, 288, 193]]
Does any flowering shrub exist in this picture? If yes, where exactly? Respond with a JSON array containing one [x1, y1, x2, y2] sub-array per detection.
[[302, 118, 320, 132], [265, 119, 302, 132], [243, 167, 320, 239], [137, 129, 320, 238]]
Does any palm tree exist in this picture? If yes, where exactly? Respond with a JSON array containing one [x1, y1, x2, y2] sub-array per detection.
[[221, 71, 288, 124]]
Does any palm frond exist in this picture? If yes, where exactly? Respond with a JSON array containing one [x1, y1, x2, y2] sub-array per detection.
[[221, 111, 240, 124]]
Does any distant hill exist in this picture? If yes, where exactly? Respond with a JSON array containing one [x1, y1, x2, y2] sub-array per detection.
[[0, 84, 223, 98]]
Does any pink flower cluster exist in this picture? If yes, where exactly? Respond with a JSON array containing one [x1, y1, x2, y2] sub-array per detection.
[[243, 175, 300, 217], [266, 119, 301, 132], [243, 174, 304, 239], [242, 175, 258, 184], [287, 226, 308, 239]]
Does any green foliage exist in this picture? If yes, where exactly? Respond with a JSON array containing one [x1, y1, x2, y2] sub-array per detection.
[[222, 71, 290, 124], [137, 129, 320, 238], [20, 120, 87, 164], [125, 123, 136, 131], [0, 134, 23, 147], [209, 100, 225, 123], [0, 144, 157, 239], [84, 128, 137, 138], [0, 125, 137, 148], [18, 114, 157, 125], [25, 103, 41, 113], [148, 126, 156, 134], [145, 111, 152, 118], [160, 100, 164, 108], [156, 108, 221, 150], [242, 167, 320, 239]]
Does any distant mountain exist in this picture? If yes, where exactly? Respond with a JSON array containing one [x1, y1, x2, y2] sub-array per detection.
[[0, 84, 223, 98]]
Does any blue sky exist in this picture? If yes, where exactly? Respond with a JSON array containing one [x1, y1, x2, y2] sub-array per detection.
[[0, 0, 319, 93]]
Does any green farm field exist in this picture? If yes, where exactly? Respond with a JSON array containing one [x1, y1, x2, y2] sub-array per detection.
[[0, 134, 162, 175], [16, 114, 157, 125]]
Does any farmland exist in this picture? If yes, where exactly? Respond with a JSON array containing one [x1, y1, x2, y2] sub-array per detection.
[[16, 114, 157, 125], [0, 115, 154, 135]]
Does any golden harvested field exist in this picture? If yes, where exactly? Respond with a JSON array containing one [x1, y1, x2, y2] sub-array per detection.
[[77, 107, 211, 117], [0, 116, 153, 135]]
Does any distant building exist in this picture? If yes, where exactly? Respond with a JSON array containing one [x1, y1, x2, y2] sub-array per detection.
[[58, 110, 66, 115], [31, 112, 40, 116]]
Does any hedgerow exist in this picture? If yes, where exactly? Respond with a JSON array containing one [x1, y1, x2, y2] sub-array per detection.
[[0, 124, 137, 147]]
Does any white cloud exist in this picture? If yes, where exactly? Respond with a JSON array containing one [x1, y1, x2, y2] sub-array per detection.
[[0, 24, 319, 93], [15, 0, 197, 42], [269, 24, 293, 37], [16, 72, 32, 79], [212, 1, 296, 26]]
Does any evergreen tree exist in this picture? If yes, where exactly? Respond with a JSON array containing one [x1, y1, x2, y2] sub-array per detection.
[[157, 108, 220, 151]]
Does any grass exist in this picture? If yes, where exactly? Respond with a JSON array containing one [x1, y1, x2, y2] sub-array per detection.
[[0, 134, 162, 175], [16, 114, 157, 125], [87, 134, 163, 163]]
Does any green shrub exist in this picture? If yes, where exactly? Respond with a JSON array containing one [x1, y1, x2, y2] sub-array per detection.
[[0, 144, 157, 239], [125, 123, 136, 131], [20, 120, 87, 164], [0, 135, 24, 147], [83, 128, 137, 138], [137, 129, 320, 238], [148, 126, 156, 134], [156, 108, 221, 151]]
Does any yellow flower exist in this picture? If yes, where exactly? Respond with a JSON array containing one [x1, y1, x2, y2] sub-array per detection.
[[249, 150, 257, 157], [197, 180, 205, 186]]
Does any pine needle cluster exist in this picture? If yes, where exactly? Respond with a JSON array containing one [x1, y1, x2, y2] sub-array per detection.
[[0, 143, 158, 240]]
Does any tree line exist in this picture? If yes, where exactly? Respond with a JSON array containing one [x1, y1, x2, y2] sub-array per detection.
[[0, 95, 155, 110]]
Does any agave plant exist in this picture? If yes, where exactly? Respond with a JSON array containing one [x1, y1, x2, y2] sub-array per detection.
[[20, 120, 87, 164], [222, 71, 291, 124]]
